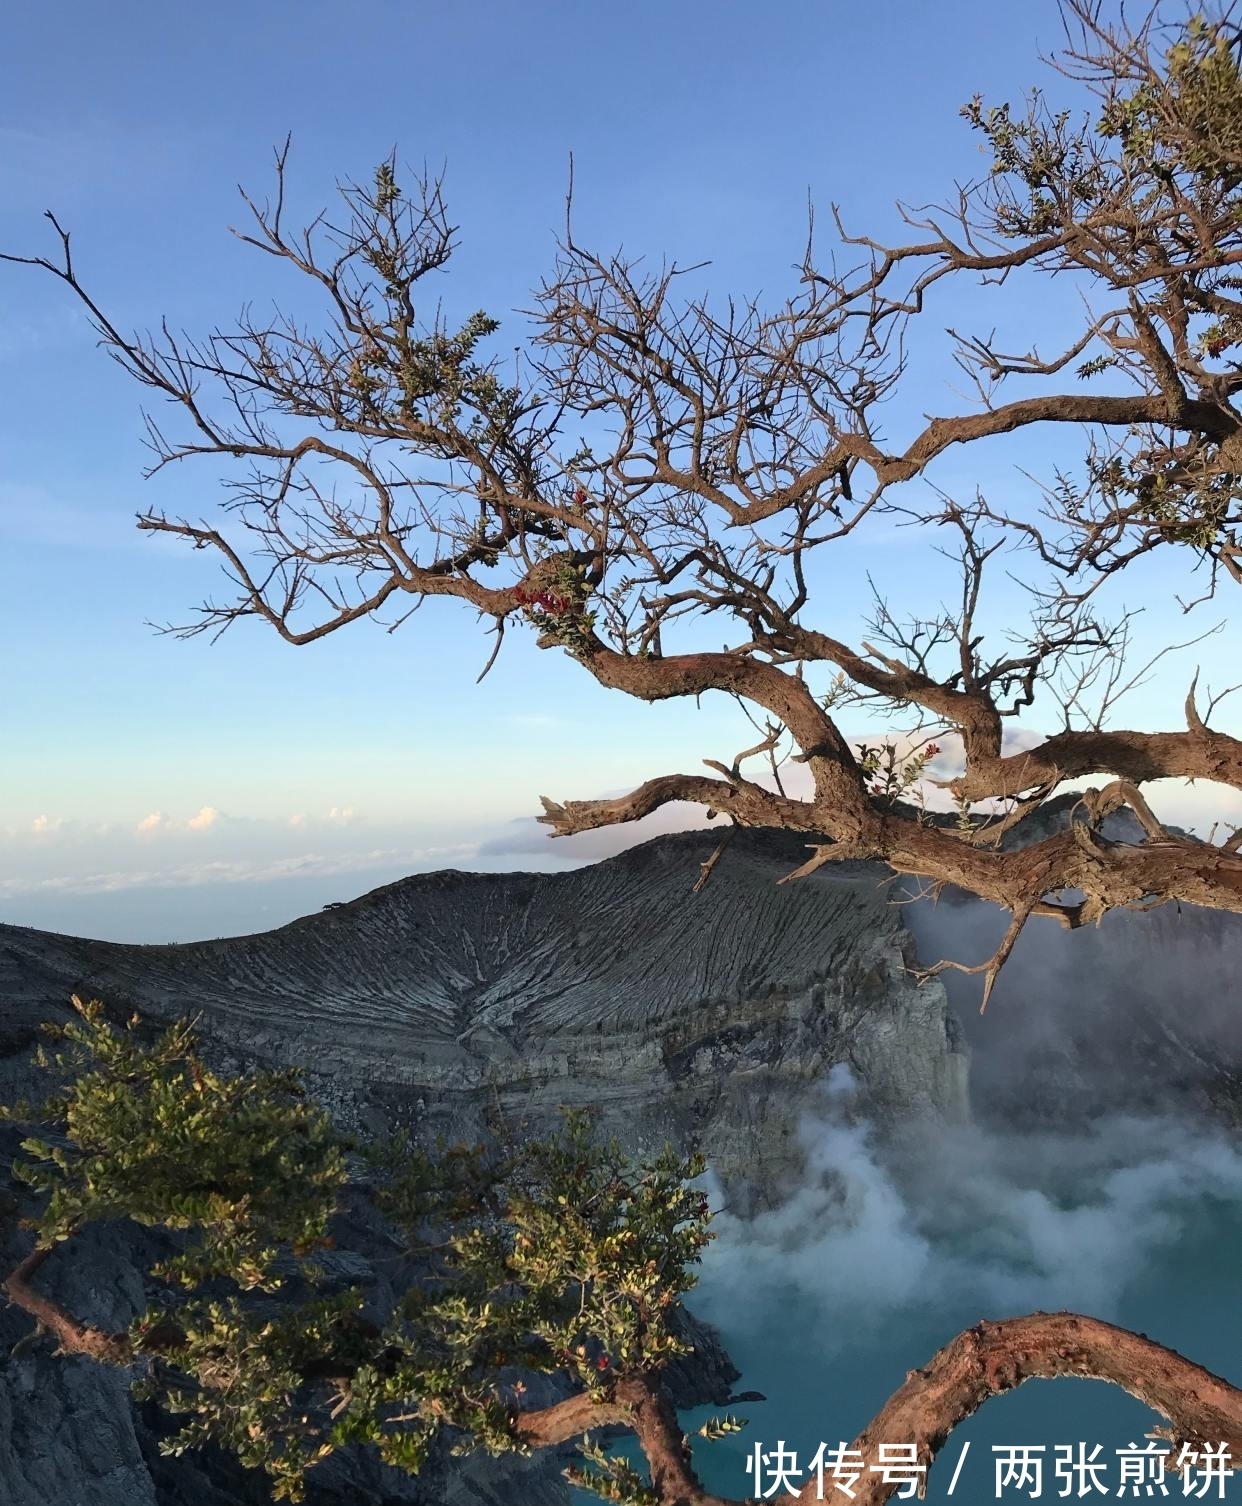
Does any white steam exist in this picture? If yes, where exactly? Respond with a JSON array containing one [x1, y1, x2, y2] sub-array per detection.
[[697, 1077, 1242, 1340]]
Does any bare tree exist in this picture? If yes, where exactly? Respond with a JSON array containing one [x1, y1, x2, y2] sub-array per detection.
[[4, 1, 1242, 1010]]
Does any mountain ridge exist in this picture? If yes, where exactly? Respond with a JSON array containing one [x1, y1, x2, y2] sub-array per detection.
[[0, 826, 969, 1203]]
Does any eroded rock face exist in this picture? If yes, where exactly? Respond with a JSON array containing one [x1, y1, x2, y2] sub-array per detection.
[[0, 1352, 156, 1506], [0, 828, 970, 1506], [0, 829, 970, 1208], [5, 816, 1240, 1504]]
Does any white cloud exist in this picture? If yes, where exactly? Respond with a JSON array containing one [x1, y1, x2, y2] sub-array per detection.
[[699, 1093, 1242, 1337], [1148, 778, 1242, 835], [288, 812, 307, 828], [30, 814, 58, 835], [136, 811, 168, 834], [0, 842, 481, 899], [326, 806, 358, 825], [186, 805, 220, 832], [477, 801, 714, 862]]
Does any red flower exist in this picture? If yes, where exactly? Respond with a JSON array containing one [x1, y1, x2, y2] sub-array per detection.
[[513, 585, 570, 615], [597, 1355, 610, 1371], [925, 743, 940, 757], [574, 486, 588, 505]]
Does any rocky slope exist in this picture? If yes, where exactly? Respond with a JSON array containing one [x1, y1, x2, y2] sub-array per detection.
[[0, 828, 971, 1209], [4, 816, 1240, 1506], [0, 1184, 738, 1506], [0, 827, 974, 1506]]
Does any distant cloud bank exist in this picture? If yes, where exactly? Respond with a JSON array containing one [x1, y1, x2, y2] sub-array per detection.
[[3, 753, 1239, 943]]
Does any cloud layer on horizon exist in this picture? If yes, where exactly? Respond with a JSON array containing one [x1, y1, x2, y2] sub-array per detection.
[[4, 749, 1240, 937]]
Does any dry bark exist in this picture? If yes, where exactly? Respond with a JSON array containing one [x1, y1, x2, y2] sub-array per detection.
[[792, 1312, 1242, 1506], [2, 1246, 132, 1366], [524, 1313, 1242, 1506]]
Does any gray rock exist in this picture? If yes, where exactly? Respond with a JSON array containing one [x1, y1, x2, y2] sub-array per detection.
[[0, 1353, 157, 1506], [0, 828, 971, 1506], [4, 816, 1240, 1505], [0, 829, 970, 1208]]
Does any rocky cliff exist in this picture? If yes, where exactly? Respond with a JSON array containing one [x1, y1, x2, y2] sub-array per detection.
[[0, 828, 971, 1210], [0, 827, 972, 1506], [6, 816, 1238, 1506]]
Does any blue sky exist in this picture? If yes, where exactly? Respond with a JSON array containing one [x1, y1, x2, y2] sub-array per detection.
[[3, 0, 1239, 941]]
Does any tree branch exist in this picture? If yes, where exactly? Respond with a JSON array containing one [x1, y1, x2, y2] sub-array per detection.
[[791, 1312, 1242, 1506], [2, 1246, 132, 1365], [512, 1390, 632, 1448]]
